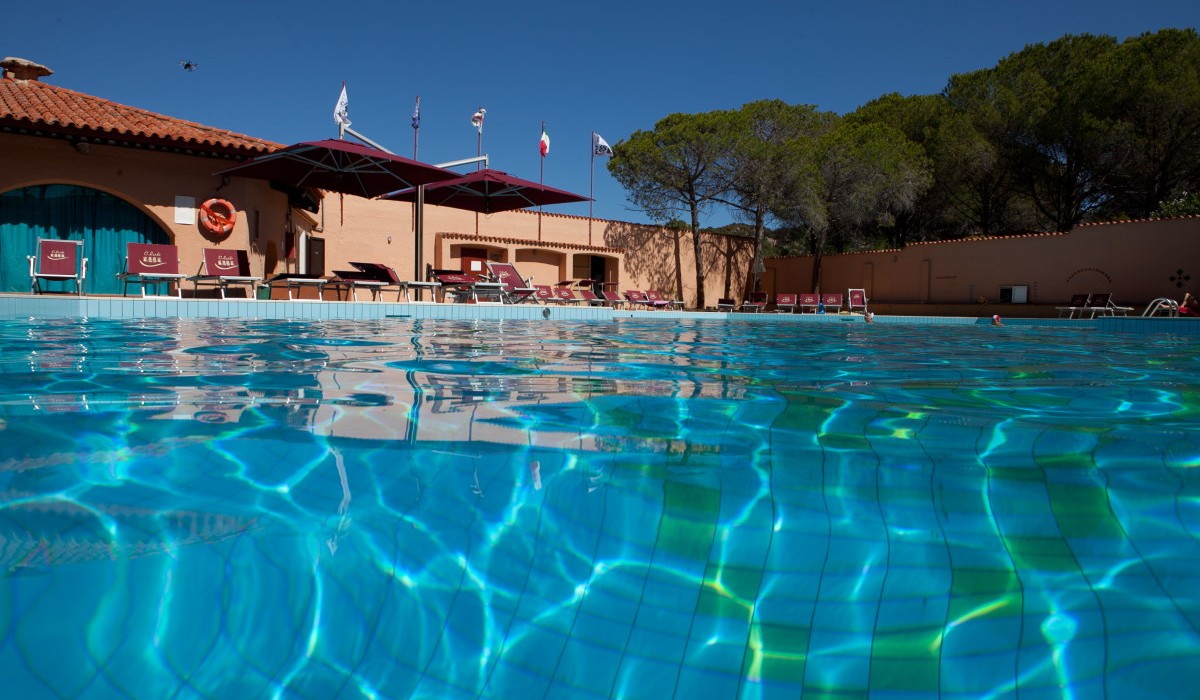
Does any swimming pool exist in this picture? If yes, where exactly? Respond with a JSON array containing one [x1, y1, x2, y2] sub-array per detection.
[[1, 316, 1197, 699]]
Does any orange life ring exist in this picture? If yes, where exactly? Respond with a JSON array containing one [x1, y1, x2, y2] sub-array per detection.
[[200, 198, 237, 237]]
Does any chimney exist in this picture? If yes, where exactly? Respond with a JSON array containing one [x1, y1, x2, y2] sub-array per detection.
[[1, 57, 53, 81]]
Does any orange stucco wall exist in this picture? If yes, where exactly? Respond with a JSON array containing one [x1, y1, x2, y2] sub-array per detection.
[[0, 134, 302, 279], [764, 217, 1200, 306]]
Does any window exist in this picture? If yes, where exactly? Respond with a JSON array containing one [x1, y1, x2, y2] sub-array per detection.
[[999, 285, 1028, 304]]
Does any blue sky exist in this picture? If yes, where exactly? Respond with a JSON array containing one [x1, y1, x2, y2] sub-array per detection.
[[8, 0, 1198, 226]]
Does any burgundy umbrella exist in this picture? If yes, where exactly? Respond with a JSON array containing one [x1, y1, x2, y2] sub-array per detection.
[[381, 168, 589, 214], [214, 139, 458, 199]]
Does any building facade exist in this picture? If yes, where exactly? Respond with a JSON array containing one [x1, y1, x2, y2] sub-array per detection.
[[3, 57, 1196, 313]]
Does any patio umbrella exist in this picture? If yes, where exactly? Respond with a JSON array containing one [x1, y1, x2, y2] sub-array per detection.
[[380, 168, 589, 214], [213, 139, 458, 199]]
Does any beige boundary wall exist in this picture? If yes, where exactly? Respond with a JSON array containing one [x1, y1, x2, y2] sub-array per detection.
[[764, 217, 1200, 310]]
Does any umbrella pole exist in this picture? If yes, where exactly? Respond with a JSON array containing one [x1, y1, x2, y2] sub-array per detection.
[[414, 186, 424, 282]]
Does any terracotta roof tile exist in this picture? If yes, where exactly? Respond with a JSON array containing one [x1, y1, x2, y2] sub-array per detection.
[[0, 76, 280, 156]]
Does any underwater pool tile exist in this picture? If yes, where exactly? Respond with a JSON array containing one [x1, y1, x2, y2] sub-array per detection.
[[624, 624, 688, 664], [568, 609, 635, 650], [675, 661, 744, 697], [800, 651, 871, 697], [609, 655, 683, 699]]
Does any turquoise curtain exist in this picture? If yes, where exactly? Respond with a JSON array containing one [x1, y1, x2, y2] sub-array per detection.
[[0, 185, 170, 294]]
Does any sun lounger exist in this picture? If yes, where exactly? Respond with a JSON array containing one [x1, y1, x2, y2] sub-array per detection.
[[821, 293, 844, 313], [554, 286, 583, 304], [647, 290, 684, 310], [189, 248, 261, 299], [848, 288, 868, 313], [716, 297, 737, 312], [485, 261, 537, 304], [264, 273, 326, 300], [775, 293, 797, 313], [602, 290, 624, 308], [118, 242, 183, 297], [1056, 293, 1131, 319], [797, 293, 819, 313], [1056, 293, 1092, 318], [429, 271, 481, 303], [625, 290, 668, 309], [330, 262, 410, 301], [741, 291, 767, 312], [1088, 292, 1133, 316], [578, 289, 609, 306], [28, 238, 88, 295], [532, 285, 558, 304]]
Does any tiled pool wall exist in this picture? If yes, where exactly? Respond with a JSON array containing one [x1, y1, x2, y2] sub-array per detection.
[[1, 294, 1196, 335]]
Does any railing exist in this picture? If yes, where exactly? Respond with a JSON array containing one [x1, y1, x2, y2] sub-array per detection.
[[1142, 297, 1179, 317]]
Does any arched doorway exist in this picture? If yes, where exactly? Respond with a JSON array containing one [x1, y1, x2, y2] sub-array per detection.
[[0, 184, 172, 294]]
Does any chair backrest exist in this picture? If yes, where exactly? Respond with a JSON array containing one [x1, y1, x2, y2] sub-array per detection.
[[579, 289, 601, 303], [1067, 293, 1090, 307], [202, 248, 252, 277], [126, 243, 180, 275], [797, 293, 819, 307], [602, 291, 623, 304], [487, 262, 527, 292], [533, 284, 556, 301], [350, 261, 401, 284], [746, 291, 767, 305], [36, 239, 82, 276], [821, 293, 843, 309], [776, 293, 797, 306], [625, 290, 648, 302], [1088, 292, 1111, 307], [554, 287, 578, 301], [848, 289, 867, 309], [646, 290, 667, 303], [717, 297, 736, 306]]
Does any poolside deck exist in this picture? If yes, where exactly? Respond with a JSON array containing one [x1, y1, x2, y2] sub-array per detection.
[[1, 293, 1195, 335]]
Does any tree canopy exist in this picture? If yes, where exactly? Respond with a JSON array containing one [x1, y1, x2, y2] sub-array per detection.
[[608, 28, 1200, 298]]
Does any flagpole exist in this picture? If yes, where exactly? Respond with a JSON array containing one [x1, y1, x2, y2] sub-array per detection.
[[473, 107, 484, 236], [412, 95, 420, 160], [538, 120, 545, 242], [589, 132, 595, 246]]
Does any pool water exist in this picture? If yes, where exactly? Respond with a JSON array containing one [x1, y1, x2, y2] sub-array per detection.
[[1, 317, 1197, 699]]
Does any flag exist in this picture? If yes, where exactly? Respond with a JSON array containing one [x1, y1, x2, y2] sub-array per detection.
[[471, 107, 486, 134], [333, 83, 351, 127], [592, 132, 613, 157], [539, 126, 550, 157], [412, 95, 420, 130]]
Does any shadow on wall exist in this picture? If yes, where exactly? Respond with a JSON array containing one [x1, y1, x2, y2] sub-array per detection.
[[605, 220, 680, 292], [602, 220, 755, 307]]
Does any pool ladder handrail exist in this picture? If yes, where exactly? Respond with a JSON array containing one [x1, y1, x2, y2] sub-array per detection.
[[1142, 297, 1179, 317]]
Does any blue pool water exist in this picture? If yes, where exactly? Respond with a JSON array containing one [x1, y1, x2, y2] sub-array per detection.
[[0, 316, 1197, 699]]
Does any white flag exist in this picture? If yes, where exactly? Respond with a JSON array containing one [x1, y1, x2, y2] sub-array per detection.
[[333, 84, 351, 127], [592, 132, 613, 157], [471, 107, 486, 134]]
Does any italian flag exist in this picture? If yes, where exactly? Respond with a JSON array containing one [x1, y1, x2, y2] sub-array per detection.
[[539, 127, 550, 157]]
